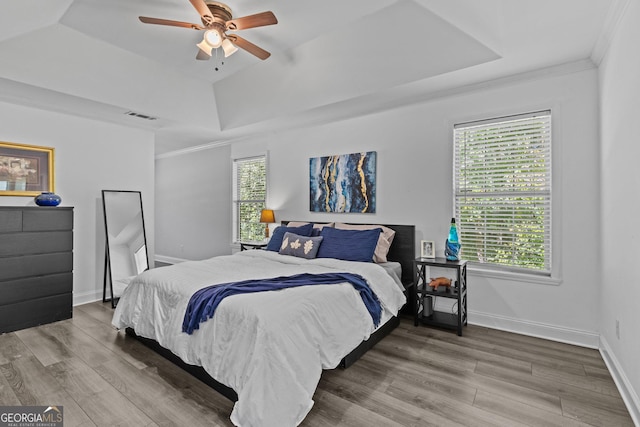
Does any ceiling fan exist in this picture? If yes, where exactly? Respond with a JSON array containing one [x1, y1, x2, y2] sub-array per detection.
[[139, 0, 277, 60]]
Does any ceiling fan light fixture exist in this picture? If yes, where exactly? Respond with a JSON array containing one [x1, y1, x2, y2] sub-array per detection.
[[196, 40, 213, 56], [221, 38, 238, 57], [203, 29, 223, 48]]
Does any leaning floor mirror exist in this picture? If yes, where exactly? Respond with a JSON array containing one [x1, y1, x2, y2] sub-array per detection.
[[102, 190, 149, 308]]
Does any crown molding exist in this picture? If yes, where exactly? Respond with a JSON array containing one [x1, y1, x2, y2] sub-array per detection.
[[591, 0, 632, 66], [155, 139, 234, 159]]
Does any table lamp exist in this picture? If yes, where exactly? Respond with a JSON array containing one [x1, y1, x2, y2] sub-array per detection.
[[259, 209, 276, 238]]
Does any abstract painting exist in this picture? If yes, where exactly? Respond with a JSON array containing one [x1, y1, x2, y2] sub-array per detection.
[[309, 151, 376, 213]]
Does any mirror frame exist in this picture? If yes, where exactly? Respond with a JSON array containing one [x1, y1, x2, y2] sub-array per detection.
[[102, 190, 149, 308]]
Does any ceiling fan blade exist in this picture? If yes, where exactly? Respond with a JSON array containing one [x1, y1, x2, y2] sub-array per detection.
[[227, 34, 270, 60], [196, 48, 211, 60], [139, 16, 204, 30], [189, 0, 214, 25], [226, 11, 277, 31]]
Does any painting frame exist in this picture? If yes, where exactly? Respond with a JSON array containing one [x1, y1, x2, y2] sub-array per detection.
[[0, 141, 54, 197], [421, 240, 435, 258]]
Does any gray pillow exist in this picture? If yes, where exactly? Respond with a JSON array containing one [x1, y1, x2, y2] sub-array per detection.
[[278, 232, 323, 259]]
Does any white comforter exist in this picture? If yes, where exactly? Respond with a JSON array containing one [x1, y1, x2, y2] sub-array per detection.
[[112, 250, 406, 427]]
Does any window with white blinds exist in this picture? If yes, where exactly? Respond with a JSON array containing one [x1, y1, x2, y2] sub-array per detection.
[[453, 111, 552, 274], [233, 156, 266, 242]]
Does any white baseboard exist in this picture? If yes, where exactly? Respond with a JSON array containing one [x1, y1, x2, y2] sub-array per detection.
[[468, 310, 600, 349], [73, 290, 103, 307], [599, 336, 640, 426]]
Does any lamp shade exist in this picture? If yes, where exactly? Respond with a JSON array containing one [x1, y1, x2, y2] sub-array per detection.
[[196, 39, 213, 56], [222, 38, 238, 57], [260, 209, 275, 223]]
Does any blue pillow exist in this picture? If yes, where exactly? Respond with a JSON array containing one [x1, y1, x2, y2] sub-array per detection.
[[278, 232, 324, 259], [316, 227, 382, 262], [266, 223, 314, 251]]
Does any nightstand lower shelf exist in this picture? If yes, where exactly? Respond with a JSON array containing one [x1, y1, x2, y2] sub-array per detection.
[[418, 311, 459, 331]]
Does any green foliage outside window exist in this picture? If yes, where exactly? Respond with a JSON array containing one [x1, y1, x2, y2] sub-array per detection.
[[457, 197, 548, 271], [239, 201, 266, 241], [235, 157, 267, 242]]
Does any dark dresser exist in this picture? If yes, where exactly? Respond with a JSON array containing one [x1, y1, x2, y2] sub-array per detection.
[[0, 206, 73, 333]]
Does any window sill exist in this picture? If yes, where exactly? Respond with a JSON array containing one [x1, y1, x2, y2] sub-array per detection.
[[468, 265, 562, 286]]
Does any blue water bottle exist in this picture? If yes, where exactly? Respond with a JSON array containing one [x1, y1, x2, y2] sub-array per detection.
[[445, 217, 461, 261]]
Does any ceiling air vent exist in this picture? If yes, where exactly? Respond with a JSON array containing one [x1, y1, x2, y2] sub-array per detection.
[[124, 111, 157, 121]]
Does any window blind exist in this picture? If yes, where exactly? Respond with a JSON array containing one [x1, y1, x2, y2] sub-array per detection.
[[453, 111, 552, 274], [234, 156, 266, 242]]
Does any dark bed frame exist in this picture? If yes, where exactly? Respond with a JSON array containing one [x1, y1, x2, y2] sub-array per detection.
[[126, 222, 415, 403]]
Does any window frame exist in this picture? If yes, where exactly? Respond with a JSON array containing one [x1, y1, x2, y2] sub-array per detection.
[[232, 155, 268, 243], [453, 110, 553, 277]]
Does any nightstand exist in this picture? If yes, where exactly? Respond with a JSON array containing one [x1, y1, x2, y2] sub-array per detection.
[[240, 242, 268, 251], [414, 257, 467, 336]]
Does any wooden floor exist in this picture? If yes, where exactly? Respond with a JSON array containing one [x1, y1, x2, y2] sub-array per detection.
[[0, 301, 634, 427]]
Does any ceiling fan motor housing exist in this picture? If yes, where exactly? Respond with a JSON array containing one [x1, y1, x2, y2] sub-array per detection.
[[203, 1, 233, 24]]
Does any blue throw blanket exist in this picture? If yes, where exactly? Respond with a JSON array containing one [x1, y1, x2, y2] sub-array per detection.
[[182, 272, 381, 334]]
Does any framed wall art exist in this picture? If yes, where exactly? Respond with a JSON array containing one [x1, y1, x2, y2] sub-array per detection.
[[0, 141, 54, 196], [309, 151, 376, 213]]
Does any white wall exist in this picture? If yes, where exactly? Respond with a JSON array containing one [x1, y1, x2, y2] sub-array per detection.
[[0, 101, 154, 305], [155, 144, 232, 262], [599, 0, 640, 422], [222, 67, 601, 347]]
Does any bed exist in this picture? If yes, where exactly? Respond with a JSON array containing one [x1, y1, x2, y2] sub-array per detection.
[[112, 222, 415, 427]]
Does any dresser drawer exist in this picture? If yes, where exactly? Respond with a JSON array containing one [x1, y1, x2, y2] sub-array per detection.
[[0, 231, 73, 257], [0, 293, 73, 334], [0, 210, 22, 232], [0, 272, 72, 306], [22, 208, 73, 231], [0, 252, 73, 281]]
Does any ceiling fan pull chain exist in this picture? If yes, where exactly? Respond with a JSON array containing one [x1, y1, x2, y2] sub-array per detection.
[[214, 47, 224, 71]]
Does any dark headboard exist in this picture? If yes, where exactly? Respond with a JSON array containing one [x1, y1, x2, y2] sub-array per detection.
[[282, 221, 415, 287], [383, 224, 415, 286]]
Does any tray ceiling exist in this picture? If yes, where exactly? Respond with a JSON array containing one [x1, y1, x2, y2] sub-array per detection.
[[0, 0, 618, 153]]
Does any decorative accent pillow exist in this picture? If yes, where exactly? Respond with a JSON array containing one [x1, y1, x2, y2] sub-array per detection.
[[278, 232, 324, 259], [335, 223, 396, 263], [286, 221, 335, 237], [266, 223, 314, 251], [316, 227, 382, 262]]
